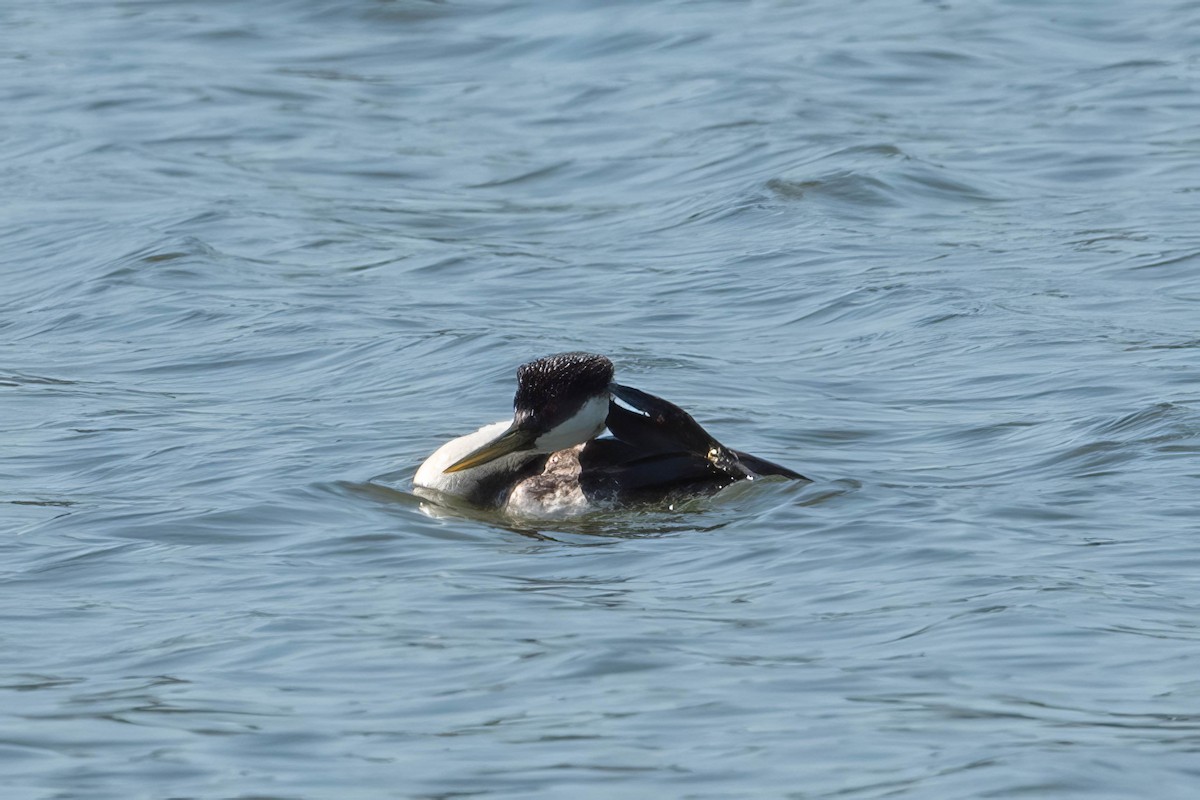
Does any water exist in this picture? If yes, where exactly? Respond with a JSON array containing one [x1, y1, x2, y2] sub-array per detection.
[[4, 0, 1200, 796]]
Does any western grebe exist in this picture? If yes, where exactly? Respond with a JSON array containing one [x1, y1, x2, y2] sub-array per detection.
[[413, 352, 807, 516]]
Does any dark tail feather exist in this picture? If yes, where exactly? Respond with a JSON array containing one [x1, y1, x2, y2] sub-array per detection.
[[732, 449, 809, 482]]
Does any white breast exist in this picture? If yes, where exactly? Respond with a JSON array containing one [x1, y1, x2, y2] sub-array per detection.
[[413, 420, 526, 500], [413, 393, 612, 513]]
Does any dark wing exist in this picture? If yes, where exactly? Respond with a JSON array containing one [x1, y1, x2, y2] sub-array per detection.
[[607, 384, 715, 454], [607, 383, 808, 482], [576, 438, 736, 503]]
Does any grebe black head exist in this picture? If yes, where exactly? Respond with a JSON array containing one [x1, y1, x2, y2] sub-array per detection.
[[443, 352, 614, 473]]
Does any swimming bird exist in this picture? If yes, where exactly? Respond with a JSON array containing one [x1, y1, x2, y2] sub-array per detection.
[[413, 352, 806, 516]]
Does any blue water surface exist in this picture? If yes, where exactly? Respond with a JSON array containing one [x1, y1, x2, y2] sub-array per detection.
[[4, 1, 1200, 797]]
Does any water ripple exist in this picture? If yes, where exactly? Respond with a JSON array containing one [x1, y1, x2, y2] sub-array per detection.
[[6, 0, 1200, 797]]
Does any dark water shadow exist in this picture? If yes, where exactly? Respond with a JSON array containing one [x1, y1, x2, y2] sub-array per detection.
[[334, 475, 821, 544]]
